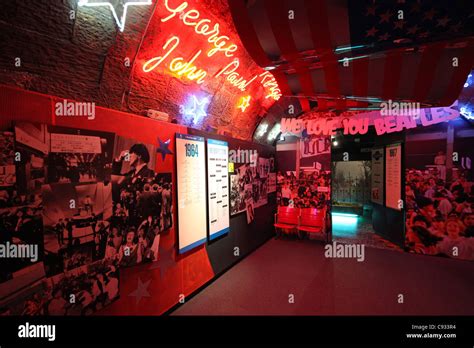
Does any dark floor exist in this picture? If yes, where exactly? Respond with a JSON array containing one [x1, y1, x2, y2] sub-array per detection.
[[172, 238, 474, 315]]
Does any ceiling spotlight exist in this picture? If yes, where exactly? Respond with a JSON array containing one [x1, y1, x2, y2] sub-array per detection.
[[333, 140, 338, 147]]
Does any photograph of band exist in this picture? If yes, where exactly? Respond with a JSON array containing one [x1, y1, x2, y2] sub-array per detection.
[[46, 126, 115, 185], [41, 182, 113, 276], [109, 136, 172, 267], [0, 258, 119, 316]]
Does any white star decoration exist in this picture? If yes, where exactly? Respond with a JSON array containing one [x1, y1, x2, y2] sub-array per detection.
[[181, 95, 210, 124], [78, 0, 152, 32]]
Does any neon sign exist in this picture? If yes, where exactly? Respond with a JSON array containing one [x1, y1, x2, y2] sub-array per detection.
[[143, 36, 207, 84], [161, 0, 238, 58], [142, 0, 281, 100], [237, 96, 251, 112], [78, 0, 152, 32], [180, 95, 210, 124]]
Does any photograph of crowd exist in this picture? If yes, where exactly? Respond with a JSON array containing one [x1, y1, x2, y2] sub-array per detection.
[[41, 182, 113, 276], [230, 157, 272, 216], [46, 127, 115, 184], [0, 258, 119, 316], [0, 131, 16, 188], [277, 170, 331, 209], [405, 168, 474, 260], [109, 136, 173, 267], [0, 127, 45, 298]]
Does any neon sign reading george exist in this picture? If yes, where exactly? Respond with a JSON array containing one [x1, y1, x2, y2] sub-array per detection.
[[142, 0, 282, 100], [161, 0, 238, 58]]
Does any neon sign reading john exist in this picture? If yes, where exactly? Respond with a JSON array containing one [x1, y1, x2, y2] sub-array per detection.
[[142, 0, 281, 100]]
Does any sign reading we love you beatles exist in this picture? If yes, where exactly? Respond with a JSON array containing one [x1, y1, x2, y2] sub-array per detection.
[[281, 106, 460, 137], [176, 133, 207, 254]]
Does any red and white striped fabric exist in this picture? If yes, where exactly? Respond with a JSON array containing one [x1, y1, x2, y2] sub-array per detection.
[[228, 0, 474, 111]]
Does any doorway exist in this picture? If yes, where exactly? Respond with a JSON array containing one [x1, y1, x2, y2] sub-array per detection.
[[331, 130, 401, 251]]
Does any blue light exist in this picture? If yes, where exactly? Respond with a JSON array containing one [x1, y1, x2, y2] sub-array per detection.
[[458, 70, 474, 120], [332, 212, 359, 218], [180, 94, 209, 125], [332, 212, 359, 226], [334, 44, 366, 53]]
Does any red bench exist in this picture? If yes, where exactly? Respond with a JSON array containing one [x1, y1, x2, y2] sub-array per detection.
[[297, 207, 329, 242], [274, 206, 299, 236]]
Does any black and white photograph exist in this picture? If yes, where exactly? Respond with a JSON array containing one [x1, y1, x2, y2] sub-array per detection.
[[109, 136, 172, 266], [46, 126, 115, 185], [0, 131, 16, 189], [0, 258, 119, 316], [0, 203, 45, 296], [14, 122, 48, 195], [41, 182, 113, 277]]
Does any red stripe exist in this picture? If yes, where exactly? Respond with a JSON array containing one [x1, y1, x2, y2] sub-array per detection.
[[305, 0, 343, 109], [317, 98, 328, 111], [272, 70, 293, 96], [352, 57, 369, 99], [264, 0, 315, 96], [382, 49, 403, 101], [440, 39, 474, 106], [294, 65, 315, 96], [264, 0, 299, 61], [298, 97, 310, 112], [228, 0, 272, 67], [413, 42, 446, 103]]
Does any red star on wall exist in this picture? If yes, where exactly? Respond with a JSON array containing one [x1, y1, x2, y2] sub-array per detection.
[[366, 26, 378, 37], [379, 10, 393, 24]]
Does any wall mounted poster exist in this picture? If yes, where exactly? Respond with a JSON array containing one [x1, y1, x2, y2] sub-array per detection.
[[207, 139, 230, 241], [371, 147, 384, 205], [268, 172, 276, 193], [385, 144, 402, 210], [176, 133, 207, 253]]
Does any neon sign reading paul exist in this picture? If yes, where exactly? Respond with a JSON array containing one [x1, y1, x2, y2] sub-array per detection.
[[142, 0, 281, 100]]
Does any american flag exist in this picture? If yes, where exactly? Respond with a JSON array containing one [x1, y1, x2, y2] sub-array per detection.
[[228, 0, 474, 111], [348, 0, 474, 48]]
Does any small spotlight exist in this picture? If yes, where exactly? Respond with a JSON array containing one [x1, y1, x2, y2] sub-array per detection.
[[333, 140, 338, 146]]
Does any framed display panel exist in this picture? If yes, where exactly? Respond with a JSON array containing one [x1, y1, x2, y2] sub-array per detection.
[[175, 133, 207, 254], [371, 147, 384, 205], [385, 143, 402, 210], [207, 139, 230, 241]]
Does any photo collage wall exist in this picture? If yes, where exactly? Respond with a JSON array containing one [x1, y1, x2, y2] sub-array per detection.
[[0, 122, 173, 315]]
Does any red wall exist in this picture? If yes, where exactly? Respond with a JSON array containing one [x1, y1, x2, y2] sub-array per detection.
[[0, 85, 215, 315]]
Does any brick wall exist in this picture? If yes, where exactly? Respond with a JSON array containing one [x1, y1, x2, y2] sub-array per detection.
[[0, 0, 277, 140]]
